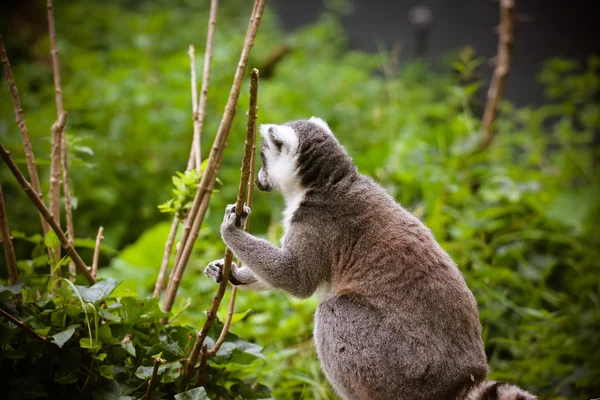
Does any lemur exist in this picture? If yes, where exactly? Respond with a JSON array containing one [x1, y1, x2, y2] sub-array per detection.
[[205, 118, 536, 400]]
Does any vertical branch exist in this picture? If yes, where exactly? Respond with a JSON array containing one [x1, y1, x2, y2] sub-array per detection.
[[187, 45, 200, 172], [0, 184, 19, 283], [49, 113, 66, 273], [91, 226, 104, 280], [153, 217, 179, 297], [48, 0, 74, 281], [180, 69, 259, 392], [0, 29, 50, 236], [155, 0, 220, 300], [145, 355, 166, 400], [479, 0, 515, 151], [0, 144, 96, 285], [163, 0, 266, 316]]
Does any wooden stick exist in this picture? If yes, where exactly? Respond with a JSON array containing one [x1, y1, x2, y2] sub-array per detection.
[[0, 144, 96, 284], [91, 226, 104, 279], [180, 68, 260, 391], [49, 112, 66, 273], [145, 355, 166, 400], [0, 308, 50, 344], [0, 184, 19, 283], [187, 44, 200, 172], [206, 111, 258, 359], [0, 29, 50, 236], [163, 0, 266, 316], [155, 0, 219, 300], [479, 0, 515, 151]]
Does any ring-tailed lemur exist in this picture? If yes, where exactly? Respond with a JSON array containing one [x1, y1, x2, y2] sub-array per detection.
[[205, 118, 536, 400]]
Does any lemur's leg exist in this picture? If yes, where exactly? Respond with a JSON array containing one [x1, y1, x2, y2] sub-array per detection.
[[204, 259, 270, 291]]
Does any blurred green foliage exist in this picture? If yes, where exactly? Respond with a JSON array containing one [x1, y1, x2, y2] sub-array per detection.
[[0, 0, 599, 399]]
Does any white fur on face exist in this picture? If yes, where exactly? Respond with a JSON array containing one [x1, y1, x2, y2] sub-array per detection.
[[309, 116, 334, 136], [259, 124, 302, 198], [258, 123, 306, 238]]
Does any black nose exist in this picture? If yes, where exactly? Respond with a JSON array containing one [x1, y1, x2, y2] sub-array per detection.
[[255, 177, 272, 192]]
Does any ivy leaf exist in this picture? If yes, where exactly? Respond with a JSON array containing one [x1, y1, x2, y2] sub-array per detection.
[[51, 324, 79, 348], [99, 308, 121, 322], [174, 387, 210, 400], [74, 278, 120, 303], [99, 364, 114, 379], [44, 231, 60, 249], [122, 341, 136, 357], [135, 364, 166, 380], [0, 282, 22, 301]]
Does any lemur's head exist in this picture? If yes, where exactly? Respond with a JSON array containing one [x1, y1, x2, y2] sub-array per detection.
[[256, 117, 356, 197]]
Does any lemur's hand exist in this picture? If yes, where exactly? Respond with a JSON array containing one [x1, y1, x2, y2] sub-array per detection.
[[205, 258, 227, 283], [221, 204, 251, 233]]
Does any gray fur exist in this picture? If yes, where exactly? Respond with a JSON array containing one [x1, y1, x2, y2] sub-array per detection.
[[205, 118, 531, 400]]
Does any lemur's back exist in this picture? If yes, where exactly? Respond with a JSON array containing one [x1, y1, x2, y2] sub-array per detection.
[[306, 174, 489, 400]]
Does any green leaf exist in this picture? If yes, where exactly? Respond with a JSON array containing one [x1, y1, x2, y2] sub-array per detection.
[[135, 364, 166, 380], [74, 278, 120, 303], [174, 387, 210, 400], [44, 230, 60, 249], [0, 283, 22, 301], [99, 364, 114, 379], [80, 337, 101, 353], [51, 324, 79, 348], [99, 308, 121, 322], [51, 310, 67, 328], [122, 341, 136, 357]]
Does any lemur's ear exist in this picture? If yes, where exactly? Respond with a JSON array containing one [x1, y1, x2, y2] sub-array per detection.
[[259, 124, 298, 152], [268, 127, 284, 151], [309, 116, 333, 135]]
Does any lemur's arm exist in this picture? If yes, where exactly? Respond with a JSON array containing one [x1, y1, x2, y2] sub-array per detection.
[[205, 260, 270, 291], [206, 204, 323, 298]]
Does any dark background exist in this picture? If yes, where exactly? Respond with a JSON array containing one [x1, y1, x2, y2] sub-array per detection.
[[271, 0, 600, 106]]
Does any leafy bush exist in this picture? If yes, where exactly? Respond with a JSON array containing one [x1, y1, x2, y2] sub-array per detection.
[[1, 0, 599, 399]]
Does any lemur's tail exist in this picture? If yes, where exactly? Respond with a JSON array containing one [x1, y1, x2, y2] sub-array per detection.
[[462, 380, 536, 400]]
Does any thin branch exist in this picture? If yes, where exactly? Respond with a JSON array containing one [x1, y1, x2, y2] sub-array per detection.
[[153, 217, 179, 298], [145, 355, 166, 400], [0, 184, 19, 283], [49, 112, 66, 273], [0, 29, 50, 236], [47, 0, 64, 114], [156, 0, 219, 301], [180, 68, 259, 391], [479, 0, 515, 151], [205, 68, 259, 360], [163, 0, 266, 316], [206, 286, 237, 358], [0, 144, 96, 285], [63, 143, 76, 280], [0, 308, 51, 344], [187, 45, 200, 172], [92, 226, 104, 280], [48, 0, 76, 280]]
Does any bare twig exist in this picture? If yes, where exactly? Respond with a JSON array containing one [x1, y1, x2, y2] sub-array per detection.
[[49, 113, 66, 275], [91, 226, 104, 279], [195, 345, 209, 387], [47, 0, 64, 114], [62, 145, 76, 280], [153, 217, 179, 298], [0, 144, 96, 284], [48, 0, 77, 280], [155, 0, 219, 300], [187, 45, 200, 172], [0, 29, 50, 236], [0, 184, 19, 283], [163, 0, 266, 316], [145, 355, 166, 400], [479, 0, 515, 151], [181, 68, 259, 391], [0, 308, 50, 344]]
